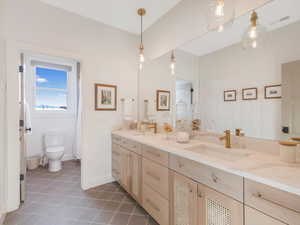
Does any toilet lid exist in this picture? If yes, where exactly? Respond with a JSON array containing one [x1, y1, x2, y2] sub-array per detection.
[[46, 146, 64, 153]]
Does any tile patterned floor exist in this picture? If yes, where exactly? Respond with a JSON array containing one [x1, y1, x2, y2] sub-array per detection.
[[4, 161, 158, 225]]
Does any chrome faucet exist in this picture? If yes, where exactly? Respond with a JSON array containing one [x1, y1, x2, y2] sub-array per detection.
[[219, 130, 231, 148]]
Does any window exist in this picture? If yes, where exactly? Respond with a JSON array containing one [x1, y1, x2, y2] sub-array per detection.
[[25, 54, 77, 115], [35, 67, 68, 111]]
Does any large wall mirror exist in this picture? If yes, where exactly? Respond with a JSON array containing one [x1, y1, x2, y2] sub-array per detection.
[[138, 0, 300, 141]]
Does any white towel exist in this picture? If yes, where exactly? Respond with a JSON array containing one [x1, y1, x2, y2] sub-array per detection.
[[24, 101, 32, 134]]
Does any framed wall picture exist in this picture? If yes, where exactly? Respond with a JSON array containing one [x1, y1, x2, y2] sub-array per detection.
[[242, 88, 258, 100], [265, 85, 282, 99], [224, 90, 237, 102], [156, 90, 171, 111], [95, 83, 117, 111]]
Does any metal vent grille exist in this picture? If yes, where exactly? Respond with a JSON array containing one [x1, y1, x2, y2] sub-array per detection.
[[207, 198, 232, 225]]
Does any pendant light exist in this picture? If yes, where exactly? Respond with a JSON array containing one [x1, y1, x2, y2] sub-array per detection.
[[170, 51, 176, 75], [207, 0, 235, 32], [138, 8, 146, 70], [242, 11, 267, 49]]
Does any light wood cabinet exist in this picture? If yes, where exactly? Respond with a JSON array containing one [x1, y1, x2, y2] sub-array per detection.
[[170, 171, 197, 225], [245, 206, 286, 225], [129, 151, 142, 202], [120, 147, 131, 192], [197, 183, 243, 225], [143, 158, 169, 199]]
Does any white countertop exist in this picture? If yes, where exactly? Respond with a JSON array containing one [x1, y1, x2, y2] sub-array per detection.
[[112, 130, 300, 197]]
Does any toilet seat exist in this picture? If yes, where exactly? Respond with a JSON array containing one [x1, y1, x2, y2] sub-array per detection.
[[46, 146, 64, 153]]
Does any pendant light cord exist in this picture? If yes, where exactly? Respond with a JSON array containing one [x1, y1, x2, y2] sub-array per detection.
[[140, 14, 143, 45]]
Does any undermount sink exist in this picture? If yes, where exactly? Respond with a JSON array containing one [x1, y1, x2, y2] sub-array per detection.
[[185, 144, 251, 162]]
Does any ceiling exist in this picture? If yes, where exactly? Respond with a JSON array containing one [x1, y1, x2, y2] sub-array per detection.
[[180, 0, 300, 56], [39, 0, 183, 34]]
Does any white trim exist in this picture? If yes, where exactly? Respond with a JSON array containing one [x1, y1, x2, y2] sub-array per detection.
[[0, 213, 6, 225], [62, 153, 75, 162], [81, 175, 115, 190], [5, 40, 84, 212]]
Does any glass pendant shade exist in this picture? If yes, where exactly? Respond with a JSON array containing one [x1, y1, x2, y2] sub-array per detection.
[[242, 11, 267, 49], [207, 0, 236, 32]]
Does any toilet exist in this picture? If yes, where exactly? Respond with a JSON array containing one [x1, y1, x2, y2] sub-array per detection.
[[44, 133, 65, 172]]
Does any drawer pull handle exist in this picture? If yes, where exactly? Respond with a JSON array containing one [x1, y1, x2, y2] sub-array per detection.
[[253, 192, 300, 214], [211, 173, 218, 183], [198, 192, 203, 198], [146, 171, 160, 181], [146, 199, 160, 212], [147, 150, 161, 158]]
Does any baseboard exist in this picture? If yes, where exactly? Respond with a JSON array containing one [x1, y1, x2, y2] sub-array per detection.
[[62, 153, 75, 162], [0, 213, 6, 225], [81, 175, 115, 190]]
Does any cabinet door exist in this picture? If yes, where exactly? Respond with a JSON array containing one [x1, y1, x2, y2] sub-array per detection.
[[170, 171, 197, 225], [245, 206, 286, 225], [198, 183, 243, 225], [129, 151, 142, 202], [120, 147, 131, 192], [112, 143, 121, 181]]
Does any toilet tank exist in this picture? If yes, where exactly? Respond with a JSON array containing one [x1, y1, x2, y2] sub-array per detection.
[[44, 133, 64, 148]]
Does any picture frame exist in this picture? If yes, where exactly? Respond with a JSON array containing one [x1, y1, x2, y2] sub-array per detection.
[[95, 83, 117, 111], [242, 88, 258, 100], [224, 90, 237, 102], [156, 90, 171, 111], [264, 84, 282, 99]]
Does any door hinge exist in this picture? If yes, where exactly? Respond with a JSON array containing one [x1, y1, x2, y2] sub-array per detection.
[[19, 120, 24, 127], [19, 65, 24, 73], [20, 174, 25, 181]]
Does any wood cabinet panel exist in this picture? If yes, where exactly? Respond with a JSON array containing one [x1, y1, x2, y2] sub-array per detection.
[[142, 144, 169, 166], [130, 151, 142, 202], [197, 183, 243, 225], [245, 178, 300, 225], [122, 138, 142, 154], [143, 184, 169, 225], [245, 206, 286, 225], [142, 158, 169, 199], [170, 154, 243, 202], [170, 171, 197, 225]]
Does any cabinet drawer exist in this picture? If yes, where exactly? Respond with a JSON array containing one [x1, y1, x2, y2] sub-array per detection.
[[244, 178, 300, 225], [122, 138, 142, 154], [245, 206, 286, 225], [142, 144, 169, 166], [112, 134, 122, 145], [143, 184, 169, 225], [170, 154, 243, 202], [142, 158, 169, 199]]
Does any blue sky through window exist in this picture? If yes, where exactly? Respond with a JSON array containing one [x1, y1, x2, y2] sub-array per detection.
[[35, 67, 68, 110]]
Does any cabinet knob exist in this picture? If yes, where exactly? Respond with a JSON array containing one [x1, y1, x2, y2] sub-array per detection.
[[211, 173, 218, 183]]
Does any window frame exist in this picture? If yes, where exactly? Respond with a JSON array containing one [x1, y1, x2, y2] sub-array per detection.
[[25, 53, 78, 118]]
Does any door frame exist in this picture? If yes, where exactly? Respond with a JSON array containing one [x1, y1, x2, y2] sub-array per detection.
[[4, 40, 84, 212]]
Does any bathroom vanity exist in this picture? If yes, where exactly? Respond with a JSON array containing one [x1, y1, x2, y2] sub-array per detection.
[[111, 131, 300, 225]]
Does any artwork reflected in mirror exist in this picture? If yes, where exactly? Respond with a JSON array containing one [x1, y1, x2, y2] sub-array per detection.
[[95, 83, 117, 111], [224, 90, 237, 102], [242, 88, 258, 100], [156, 90, 170, 111]]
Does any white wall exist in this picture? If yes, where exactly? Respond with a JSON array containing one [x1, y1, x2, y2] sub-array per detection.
[[198, 21, 300, 140], [2, 0, 139, 212], [144, 0, 272, 59], [139, 49, 199, 125]]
